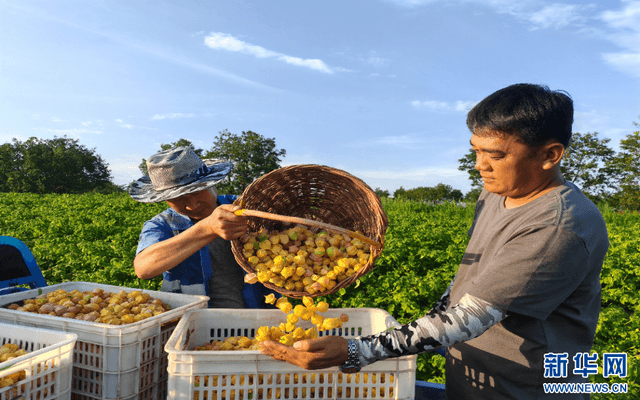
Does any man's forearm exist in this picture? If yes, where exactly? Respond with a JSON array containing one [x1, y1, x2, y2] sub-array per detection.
[[356, 293, 507, 367], [134, 222, 218, 279]]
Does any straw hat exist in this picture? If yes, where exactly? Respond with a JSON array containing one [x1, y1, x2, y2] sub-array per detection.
[[129, 146, 233, 203]]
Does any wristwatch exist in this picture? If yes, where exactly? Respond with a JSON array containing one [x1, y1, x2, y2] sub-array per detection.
[[340, 339, 361, 374]]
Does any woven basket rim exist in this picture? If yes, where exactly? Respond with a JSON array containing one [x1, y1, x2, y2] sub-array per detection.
[[231, 164, 388, 298]]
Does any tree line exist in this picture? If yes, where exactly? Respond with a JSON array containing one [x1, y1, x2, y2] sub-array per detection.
[[2, 119, 639, 210], [0, 130, 285, 196]]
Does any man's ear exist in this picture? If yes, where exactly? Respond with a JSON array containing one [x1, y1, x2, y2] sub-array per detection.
[[541, 142, 565, 170]]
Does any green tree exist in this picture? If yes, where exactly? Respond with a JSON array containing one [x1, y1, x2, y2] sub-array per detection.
[[464, 187, 483, 202], [205, 130, 286, 195], [0, 136, 113, 194], [138, 138, 205, 175], [393, 186, 407, 199], [561, 132, 616, 202], [402, 184, 463, 202], [428, 183, 464, 202], [457, 149, 482, 190], [374, 187, 390, 198], [608, 119, 640, 210]]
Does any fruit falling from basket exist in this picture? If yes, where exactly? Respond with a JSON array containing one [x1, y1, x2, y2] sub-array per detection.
[[239, 224, 372, 295], [194, 295, 348, 351]]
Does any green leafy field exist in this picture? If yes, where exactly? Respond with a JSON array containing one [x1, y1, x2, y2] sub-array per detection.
[[1, 193, 638, 397]]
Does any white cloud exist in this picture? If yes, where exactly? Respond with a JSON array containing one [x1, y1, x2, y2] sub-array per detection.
[[385, 0, 595, 30], [527, 3, 588, 29], [361, 51, 391, 68], [81, 121, 92, 126], [600, 0, 640, 79], [108, 153, 146, 185], [411, 100, 477, 112], [35, 128, 102, 138], [151, 113, 197, 120], [115, 118, 157, 131], [204, 32, 335, 74]]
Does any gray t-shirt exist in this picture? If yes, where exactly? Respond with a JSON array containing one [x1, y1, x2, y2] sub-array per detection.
[[206, 237, 246, 308], [446, 181, 609, 399]]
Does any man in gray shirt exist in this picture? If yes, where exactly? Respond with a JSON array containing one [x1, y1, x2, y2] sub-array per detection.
[[260, 83, 610, 399]]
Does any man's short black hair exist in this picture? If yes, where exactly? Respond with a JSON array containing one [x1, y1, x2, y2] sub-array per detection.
[[466, 83, 573, 148]]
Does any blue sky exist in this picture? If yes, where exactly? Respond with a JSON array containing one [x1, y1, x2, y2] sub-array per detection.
[[1, 0, 639, 195]]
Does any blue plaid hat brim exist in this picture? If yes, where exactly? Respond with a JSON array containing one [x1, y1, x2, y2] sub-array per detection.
[[129, 162, 233, 203]]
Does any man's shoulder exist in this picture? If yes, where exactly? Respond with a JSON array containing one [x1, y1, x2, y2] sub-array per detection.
[[217, 194, 238, 205], [146, 208, 191, 230]]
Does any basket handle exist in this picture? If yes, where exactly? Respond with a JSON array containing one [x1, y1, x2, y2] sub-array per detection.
[[234, 209, 382, 249]]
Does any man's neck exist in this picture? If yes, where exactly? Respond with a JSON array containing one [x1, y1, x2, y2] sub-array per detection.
[[504, 175, 566, 209]]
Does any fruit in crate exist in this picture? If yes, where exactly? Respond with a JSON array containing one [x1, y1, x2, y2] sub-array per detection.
[[4, 288, 170, 325], [0, 343, 28, 388], [194, 296, 349, 351], [240, 225, 372, 295]]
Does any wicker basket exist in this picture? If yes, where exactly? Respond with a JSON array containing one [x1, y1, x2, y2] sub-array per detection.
[[231, 164, 388, 298]]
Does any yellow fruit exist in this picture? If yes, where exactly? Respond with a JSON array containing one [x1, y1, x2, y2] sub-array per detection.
[[264, 294, 276, 305], [292, 327, 306, 340], [311, 313, 324, 326], [248, 256, 259, 265], [277, 301, 292, 314], [244, 273, 258, 284], [317, 301, 329, 313], [302, 296, 314, 308], [305, 328, 318, 339], [280, 266, 295, 279], [256, 249, 268, 258], [293, 304, 306, 317], [279, 334, 295, 346]]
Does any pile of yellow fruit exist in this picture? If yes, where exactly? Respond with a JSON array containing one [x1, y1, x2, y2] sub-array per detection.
[[0, 343, 55, 398], [5, 288, 170, 325], [240, 225, 372, 295], [194, 295, 348, 351], [0, 343, 28, 389]]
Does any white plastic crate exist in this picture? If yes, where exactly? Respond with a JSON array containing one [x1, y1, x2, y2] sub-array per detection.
[[0, 282, 208, 400], [0, 322, 77, 400], [165, 308, 417, 400]]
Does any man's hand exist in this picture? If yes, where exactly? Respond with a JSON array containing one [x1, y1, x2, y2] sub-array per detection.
[[260, 336, 349, 370], [203, 204, 248, 240]]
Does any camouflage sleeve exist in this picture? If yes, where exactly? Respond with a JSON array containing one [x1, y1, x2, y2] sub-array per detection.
[[429, 278, 455, 314], [355, 293, 507, 367]]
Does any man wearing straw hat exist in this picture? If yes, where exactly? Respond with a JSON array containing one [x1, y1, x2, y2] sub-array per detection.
[[129, 146, 277, 308], [260, 84, 610, 399]]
